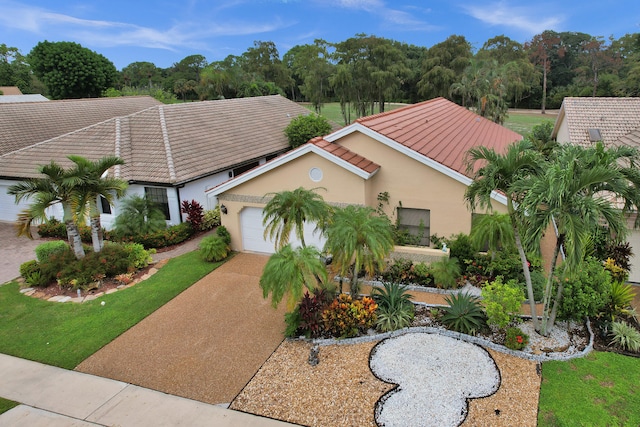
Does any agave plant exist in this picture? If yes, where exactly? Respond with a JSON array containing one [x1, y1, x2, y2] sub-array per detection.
[[441, 292, 486, 335], [371, 282, 414, 332], [610, 321, 640, 352]]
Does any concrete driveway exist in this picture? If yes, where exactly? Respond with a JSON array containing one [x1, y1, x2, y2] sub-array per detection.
[[0, 221, 41, 285]]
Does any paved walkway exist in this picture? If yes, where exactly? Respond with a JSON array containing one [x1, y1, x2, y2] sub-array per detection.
[[0, 353, 295, 426], [0, 221, 42, 285]]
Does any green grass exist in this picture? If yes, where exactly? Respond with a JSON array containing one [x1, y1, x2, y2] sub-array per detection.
[[0, 250, 223, 369], [0, 397, 18, 415], [538, 351, 640, 426], [303, 102, 407, 126], [503, 111, 556, 136]]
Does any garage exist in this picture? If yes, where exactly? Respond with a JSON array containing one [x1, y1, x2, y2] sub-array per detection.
[[0, 183, 23, 223], [627, 230, 640, 283], [239, 207, 327, 254]]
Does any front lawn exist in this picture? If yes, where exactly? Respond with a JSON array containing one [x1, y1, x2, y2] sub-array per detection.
[[0, 397, 18, 415], [0, 250, 223, 369], [538, 351, 640, 426]]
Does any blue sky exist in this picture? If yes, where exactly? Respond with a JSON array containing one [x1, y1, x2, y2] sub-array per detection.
[[1, 0, 639, 70]]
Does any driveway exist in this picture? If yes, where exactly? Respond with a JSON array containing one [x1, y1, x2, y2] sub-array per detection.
[[76, 252, 288, 406], [0, 221, 42, 285]]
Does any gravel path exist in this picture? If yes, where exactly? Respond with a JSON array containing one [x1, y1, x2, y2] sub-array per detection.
[[76, 252, 287, 405]]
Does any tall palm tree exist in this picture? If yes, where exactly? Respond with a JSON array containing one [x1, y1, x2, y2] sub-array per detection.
[[8, 161, 86, 259], [69, 155, 127, 252], [518, 142, 640, 335], [324, 205, 394, 297], [259, 244, 328, 310], [470, 212, 515, 260], [465, 139, 543, 330], [262, 187, 332, 251]]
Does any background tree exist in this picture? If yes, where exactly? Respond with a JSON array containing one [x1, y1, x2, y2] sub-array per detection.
[[525, 31, 565, 113], [324, 205, 394, 296], [418, 35, 472, 100], [284, 114, 332, 149], [28, 41, 117, 99], [120, 61, 162, 90], [284, 40, 335, 112], [0, 44, 34, 93]]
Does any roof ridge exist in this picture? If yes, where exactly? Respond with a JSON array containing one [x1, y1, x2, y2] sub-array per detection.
[[158, 106, 177, 182]]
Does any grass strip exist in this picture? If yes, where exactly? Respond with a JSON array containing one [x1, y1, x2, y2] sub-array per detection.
[[0, 251, 222, 369], [538, 351, 640, 426], [0, 397, 18, 415]]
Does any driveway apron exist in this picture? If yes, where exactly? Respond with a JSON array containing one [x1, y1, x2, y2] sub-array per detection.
[[76, 253, 287, 405], [0, 221, 41, 285]]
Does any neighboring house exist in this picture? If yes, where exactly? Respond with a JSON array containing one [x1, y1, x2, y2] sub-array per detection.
[[0, 95, 318, 229], [0, 94, 49, 103], [0, 86, 23, 95], [552, 96, 640, 282], [208, 97, 522, 254]]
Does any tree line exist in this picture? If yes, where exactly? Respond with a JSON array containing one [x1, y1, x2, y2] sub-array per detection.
[[2, 30, 639, 122]]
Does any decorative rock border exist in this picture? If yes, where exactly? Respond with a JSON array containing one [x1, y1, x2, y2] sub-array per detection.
[[18, 259, 168, 304]]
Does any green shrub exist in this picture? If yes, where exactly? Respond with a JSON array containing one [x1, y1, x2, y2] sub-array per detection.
[[371, 282, 414, 332], [35, 240, 69, 263], [322, 294, 377, 338], [284, 113, 332, 149], [527, 270, 546, 302], [284, 308, 302, 338], [446, 233, 475, 266], [431, 257, 461, 289], [601, 281, 637, 321], [557, 257, 612, 320], [381, 258, 414, 284], [37, 218, 66, 238], [376, 305, 415, 332], [215, 225, 231, 245], [199, 235, 230, 262], [25, 270, 49, 287], [481, 276, 525, 329], [441, 293, 486, 335], [122, 243, 154, 269], [603, 258, 629, 283], [133, 222, 193, 249], [19, 260, 41, 279], [505, 326, 529, 350], [201, 207, 221, 230], [412, 262, 432, 286], [609, 321, 640, 352], [463, 253, 492, 285]]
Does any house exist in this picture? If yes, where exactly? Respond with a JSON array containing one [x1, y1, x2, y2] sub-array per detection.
[[0, 86, 23, 95], [208, 97, 522, 254], [0, 95, 318, 229], [552, 96, 640, 282]]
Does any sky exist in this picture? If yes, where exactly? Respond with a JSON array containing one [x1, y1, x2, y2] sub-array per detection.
[[1, 0, 639, 70]]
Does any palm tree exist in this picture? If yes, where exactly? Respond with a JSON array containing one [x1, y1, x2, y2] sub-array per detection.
[[465, 139, 543, 330], [470, 212, 515, 260], [69, 155, 127, 252], [114, 195, 166, 238], [324, 205, 394, 297], [262, 187, 332, 251], [259, 244, 328, 310], [8, 161, 86, 259], [518, 142, 640, 335]]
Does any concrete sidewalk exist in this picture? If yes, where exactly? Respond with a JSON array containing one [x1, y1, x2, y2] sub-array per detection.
[[0, 354, 295, 427]]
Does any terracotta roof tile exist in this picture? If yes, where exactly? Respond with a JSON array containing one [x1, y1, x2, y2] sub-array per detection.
[[356, 97, 522, 178], [0, 95, 315, 185], [312, 138, 380, 174], [0, 96, 162, 155]]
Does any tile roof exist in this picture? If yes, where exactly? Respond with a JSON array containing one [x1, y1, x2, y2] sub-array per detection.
[[0, 96, 162, 155], [552, 97, 640, 147], [0, 94, 49, 103], [355, 97, 522, 178], [0, 95, 315, 185], [311, 137, 380, 173], [0, 86, 23, 95]]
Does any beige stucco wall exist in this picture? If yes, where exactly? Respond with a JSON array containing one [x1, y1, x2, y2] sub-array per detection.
[[337, 131, 507, 239], [217, 151, 367, 251], [555, 117, 570, 144]]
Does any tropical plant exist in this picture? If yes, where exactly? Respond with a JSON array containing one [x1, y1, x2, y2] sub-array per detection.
[[298, 288, 334, 338], [609, 321, 640, 352], [441, 293, 486, 335], [8, 160, 87, 259], [199, 235, 230, 262], [324, 205, 394, 296], [465, 139, 543, 331], [603, 258, 628, 283], [180, 199, 204, 231], [518, 142, 640, 335], [68, 155, 127, 252], [470, 212, 515, 259], [372, 282, 415, 332], [601, 281, 637, 321], [557, 257, 612, 321], [322, 294, 377, 338], [215, 225, 231, 245], [482, 276, 525, 329], [262, 187, 332, 251], [201, 207, 221, 230], [34, 240, 69, 263], [430, 257, 461, 289], [259, 244, 328, 310], [113, 194, 167, 238], [505, 326, 529, 350]]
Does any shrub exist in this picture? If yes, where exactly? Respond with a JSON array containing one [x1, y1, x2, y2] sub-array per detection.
[[431, 257, 461, 289], [413, 262, 432, 286], [603, 258, 628, 283], [557, 257, 612, 320], [609, 321, 640, 352], [371, 282, 415, 332], [441, 293, 486, 335], [527, 270, 546, 302], [376, 305, 415, 332], [446, 233, 475, 266], [298, 289, 333, 338], [25, 270, 49, 287], [284, 309, 302, 338], [284, 113, 332, 149], [601, 281, 637, 321], [201, 207, 221, 230], [504, 326, 529, 350], [133, 222, 193, 249], [463, 253, 492, 285], [216, 225, 231, 245], [381, 258, 414, 284], [481, 276, 525, 329], [181, 199, 204, 231], [20, 260, 41, 279], [37, 218, 66, 238], [322, 294, 377, 338], [114, 194, 167, 238], [199, 235, 229, 262], [122, 243, 154, 269], [35, 240, 70, 263]]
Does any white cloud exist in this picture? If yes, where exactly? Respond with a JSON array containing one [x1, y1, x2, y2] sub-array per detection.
[[463, 1, 563, 35]]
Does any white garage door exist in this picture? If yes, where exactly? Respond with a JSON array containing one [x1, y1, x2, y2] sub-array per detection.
[[627, 230, 640, 283], [240, 207, 327, 254], [0, 184, 23, 223]]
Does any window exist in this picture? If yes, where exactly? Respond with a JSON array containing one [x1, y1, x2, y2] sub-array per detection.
[[145, 187, 170, 220], [99, 196, 112, 214], [397, 208, 430, 246]]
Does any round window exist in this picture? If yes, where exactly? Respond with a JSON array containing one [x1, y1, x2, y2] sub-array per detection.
[[309, 167, 323, 182]]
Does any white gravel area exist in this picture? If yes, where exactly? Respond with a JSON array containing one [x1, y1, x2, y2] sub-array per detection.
[[370, 333, 500, 427]]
